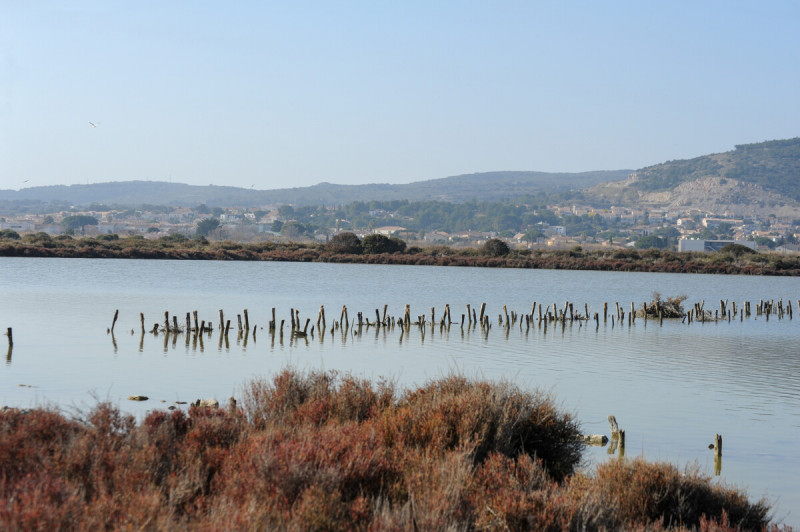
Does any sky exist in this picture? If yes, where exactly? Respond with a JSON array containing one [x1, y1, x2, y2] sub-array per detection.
[[2, 1, 799, 191]]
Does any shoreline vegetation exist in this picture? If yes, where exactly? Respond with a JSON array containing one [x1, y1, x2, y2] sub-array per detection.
[[0, 369, 783, 531], [1, 232, 800, 276]]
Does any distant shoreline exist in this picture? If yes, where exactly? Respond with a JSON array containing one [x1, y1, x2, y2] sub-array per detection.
[[2, 237, 799, 276]]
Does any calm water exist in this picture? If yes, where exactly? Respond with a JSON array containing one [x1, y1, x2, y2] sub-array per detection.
[[2, 257, 799, 525]]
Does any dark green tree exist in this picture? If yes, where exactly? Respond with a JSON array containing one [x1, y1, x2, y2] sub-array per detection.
[[280, 221, 307, 239], [362, 234, 406, 254], [61, 215, 98, 231], [634, 235, 669, 249], [327, 232, 362, 254], [481, 238, 511, 257], [196, 217, 220, 237]]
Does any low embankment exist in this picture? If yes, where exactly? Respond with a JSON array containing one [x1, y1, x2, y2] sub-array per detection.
[[1, 234, 799, 276], [0, 370, 778, 530]]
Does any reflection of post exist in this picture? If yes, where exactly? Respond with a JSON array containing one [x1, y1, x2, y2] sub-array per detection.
[[111, 331, 117, 352], [607, 433, 618, 455], [139, 331, 144, 352]]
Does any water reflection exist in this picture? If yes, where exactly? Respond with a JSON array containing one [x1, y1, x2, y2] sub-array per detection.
[[2, 258, 799, 524]]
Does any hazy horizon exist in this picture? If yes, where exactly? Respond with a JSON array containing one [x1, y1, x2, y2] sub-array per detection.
[[3, 2, 798, 191]]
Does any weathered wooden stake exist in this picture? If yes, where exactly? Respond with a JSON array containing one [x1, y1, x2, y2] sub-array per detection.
[[479, 302, 486, 324], [193, 310, 199, 332], [237, 314, 243, 333], [140, 312, 145, 334], [243, 309, 249, 331], [219, 309, 224, 331], [173, 315, 179, 332], [186, 312, 191, 332], [111, 309, 119, 333], [225, 320, 231, 335], [5, 327, 11, 347], [608, 415, 619, 435], [603, 302, 608, 322]]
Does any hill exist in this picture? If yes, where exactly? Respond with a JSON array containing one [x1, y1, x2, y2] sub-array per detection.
[[585, 138, 800, 216], [0, 170, 628, 208]]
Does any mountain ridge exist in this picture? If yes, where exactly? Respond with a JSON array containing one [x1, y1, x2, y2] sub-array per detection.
[[2, 138, 798, 212]]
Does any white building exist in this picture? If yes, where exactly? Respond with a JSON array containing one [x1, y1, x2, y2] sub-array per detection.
[[678, 238, 756, 252]]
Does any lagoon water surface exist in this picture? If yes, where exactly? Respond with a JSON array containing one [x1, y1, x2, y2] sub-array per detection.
[[2, 257, 799, 525]]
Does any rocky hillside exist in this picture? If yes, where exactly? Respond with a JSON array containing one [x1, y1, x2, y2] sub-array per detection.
[[586, 138, 800, 216]]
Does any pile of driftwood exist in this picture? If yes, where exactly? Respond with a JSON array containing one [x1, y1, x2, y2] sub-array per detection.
[[636, 293, 687, 319]]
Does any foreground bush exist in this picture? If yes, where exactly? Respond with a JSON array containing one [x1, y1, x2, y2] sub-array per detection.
[[0, 371, 779, 530]]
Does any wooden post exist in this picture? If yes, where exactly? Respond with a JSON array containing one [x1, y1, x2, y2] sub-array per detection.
[[219, 309, 224, 331], [503, 305, 509, 328], [140, 312, 145, 334], [603, 302, 608, 322], [608, 415, 619, 435], [630, 302, 635, 323], [466, 304, 472, 325], [445, 303, 451, 325], [5, 327, 11, 347], [111, 309, 119, 333], [479, 302, 486, 324], [714, 433, 722, 457], [243, 309, 249, 331], [193, 310, 199, 332], [199, 320, 205, 334], [618, 429, 625, 457], [225, 320, 231, 335], [186, 312, 191, 333], [164, 311, 170, 332], [271, 308, 276, 332], [430, 307, 435, 325], [382, 304, 388, 325], [472, 307, 477, 324], [237, 314, 243, 333], [173, 315, 179, 332]]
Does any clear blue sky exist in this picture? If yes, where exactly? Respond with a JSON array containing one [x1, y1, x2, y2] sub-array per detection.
[[2, 1, 798, 191]]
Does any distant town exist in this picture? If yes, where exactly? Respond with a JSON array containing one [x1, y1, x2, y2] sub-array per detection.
[[2, 199, 798, 254]]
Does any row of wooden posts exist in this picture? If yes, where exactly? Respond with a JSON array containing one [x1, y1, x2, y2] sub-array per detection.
[[102, 296, 797, 346]]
